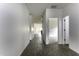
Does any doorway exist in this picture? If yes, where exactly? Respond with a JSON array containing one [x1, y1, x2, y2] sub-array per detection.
[[33, 23, 42, 41], [48, 18, 58, 44]]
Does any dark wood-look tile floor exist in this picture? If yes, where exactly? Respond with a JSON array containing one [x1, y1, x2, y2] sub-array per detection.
[[21, 35, 79, 56]]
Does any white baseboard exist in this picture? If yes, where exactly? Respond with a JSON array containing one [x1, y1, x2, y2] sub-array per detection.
[[17, 40, 30, 56]]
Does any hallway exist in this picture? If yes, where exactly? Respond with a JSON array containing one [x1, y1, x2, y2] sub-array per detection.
[[0, 3, 79, 56], [21, 35, 79, 56]]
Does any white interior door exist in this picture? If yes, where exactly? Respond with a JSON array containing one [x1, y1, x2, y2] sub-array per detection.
[[63, 16, 69, 44]]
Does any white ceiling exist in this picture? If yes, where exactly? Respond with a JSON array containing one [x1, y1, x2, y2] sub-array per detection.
[[26, 3, 69, 16]]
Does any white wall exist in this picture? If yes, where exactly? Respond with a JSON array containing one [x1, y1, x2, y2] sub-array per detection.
[[45, 9, 63, 44], [0, 4, 31, 56], [63, 4, 79, 53]]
